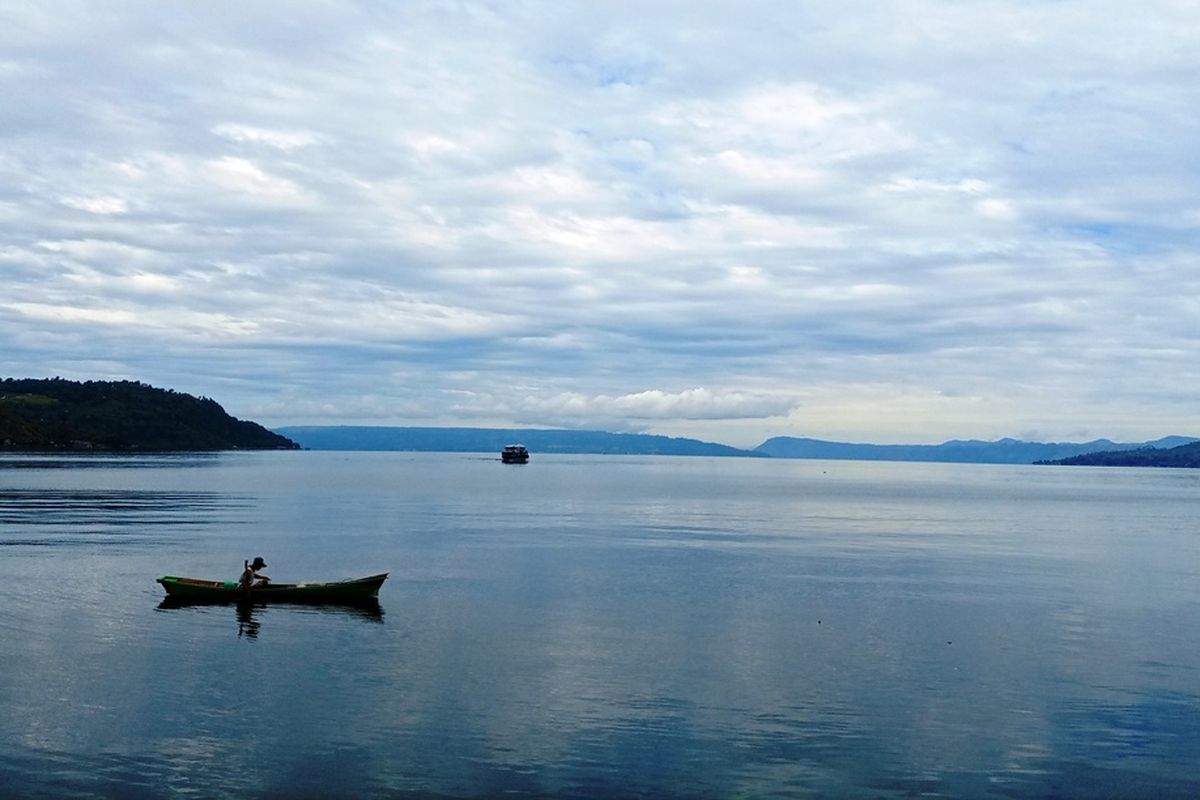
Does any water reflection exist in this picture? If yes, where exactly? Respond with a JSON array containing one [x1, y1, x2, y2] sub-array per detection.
[[4, 453, 1200, 798], [0, 453, 226, 470], [0, 489, 244, 528], [156, 597, 385, 639], [236, 603, 261, 639]]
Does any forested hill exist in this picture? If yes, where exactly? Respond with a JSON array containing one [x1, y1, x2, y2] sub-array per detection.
[[0, 378, 298, 451], [1040, 440, 1200, 467]]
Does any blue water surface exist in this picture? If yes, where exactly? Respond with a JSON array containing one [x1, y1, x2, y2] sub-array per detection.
[[1, 451, 1198, 798]]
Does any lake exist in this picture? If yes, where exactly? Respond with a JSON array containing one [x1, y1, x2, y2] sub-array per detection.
[[1, 451, 1198, 798]]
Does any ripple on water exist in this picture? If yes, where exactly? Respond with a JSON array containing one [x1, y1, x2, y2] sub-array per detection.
[[0, 489, 247, 527]]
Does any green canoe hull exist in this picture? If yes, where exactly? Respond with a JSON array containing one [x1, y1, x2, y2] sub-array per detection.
[[157, 573, 388, 605]]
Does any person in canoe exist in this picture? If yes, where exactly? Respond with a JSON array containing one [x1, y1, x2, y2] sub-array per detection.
[[239, 556, 271, 593]]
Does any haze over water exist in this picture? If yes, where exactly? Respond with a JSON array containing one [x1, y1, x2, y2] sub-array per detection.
[[1, 451, 1198, 798]]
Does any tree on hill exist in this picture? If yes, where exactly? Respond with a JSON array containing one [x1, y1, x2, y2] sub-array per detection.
[[0, 378, 298, 451], [1041, 440, 1200, 468]]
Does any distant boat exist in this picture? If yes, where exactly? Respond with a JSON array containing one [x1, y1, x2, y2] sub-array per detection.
[[156, 573, 388, 605], [501, 444, 530, 464]]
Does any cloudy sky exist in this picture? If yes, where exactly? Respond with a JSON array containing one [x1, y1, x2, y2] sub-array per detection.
[[2, 1, 1197, 446]]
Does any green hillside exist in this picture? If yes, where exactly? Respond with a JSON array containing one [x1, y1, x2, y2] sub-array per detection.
[[1040, 440, 1200, 467], [0, 378, 298, 451]]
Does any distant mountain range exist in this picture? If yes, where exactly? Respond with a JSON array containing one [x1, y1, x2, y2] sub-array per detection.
[[754, 435, 1199, 464], [275, 426, 755, 457], [276, 426, 1199, 465], [1038, 439, 1200, 467], [6, 377, 1190, 465]]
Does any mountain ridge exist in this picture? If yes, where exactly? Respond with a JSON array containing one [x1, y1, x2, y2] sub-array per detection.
[[1038, 439, 1200, 467], [278, 426, 1198, 464], [5, 378, 1189, 464], [753, 435, 1197, 464], [276, 425, 756, 457]]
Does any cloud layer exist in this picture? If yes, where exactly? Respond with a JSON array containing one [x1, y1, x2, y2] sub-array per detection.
[[2, 1, 1198, 445]]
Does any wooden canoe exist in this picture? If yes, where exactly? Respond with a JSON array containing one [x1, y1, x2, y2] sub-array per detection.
[[156, 573, 388, 605]]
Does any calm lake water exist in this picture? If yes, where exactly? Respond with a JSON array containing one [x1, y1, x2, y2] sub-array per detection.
[[1, 451, 1198, 798]]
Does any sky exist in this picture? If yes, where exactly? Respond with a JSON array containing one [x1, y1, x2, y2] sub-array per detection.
[[2, 1, 1198, 447]]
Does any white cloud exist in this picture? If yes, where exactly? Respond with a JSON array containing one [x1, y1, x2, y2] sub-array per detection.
[[204, 157, 313, 206], [212, 124, 322, 151], [436, 387, 797, 434], [557, 388, 794, 421], [1, 1, 1198, 443], [61, 195, 128, 215]]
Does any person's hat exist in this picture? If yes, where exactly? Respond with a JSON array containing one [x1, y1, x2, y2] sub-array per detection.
[[251, 556, 267, 569]]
